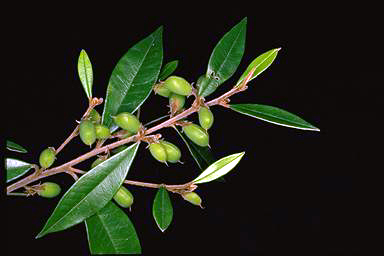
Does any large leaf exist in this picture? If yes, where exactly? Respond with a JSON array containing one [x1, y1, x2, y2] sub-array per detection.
[[6, 158, 32, 183], [6, 140, 27, 153], [85, 201, 141, 254], [152, 186, 173, 232], [158, 60, 178, 81], [77, 49, 93, 99], [36, 142, 140, 238], [192, 152, 244, 184], [102, 27, 163, 128], [230, 104, 320, 131], [198, 17, 247, 97], [236, 48, 281, 86]]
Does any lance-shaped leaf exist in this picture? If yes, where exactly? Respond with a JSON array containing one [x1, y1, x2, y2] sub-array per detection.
[[6, 158, 32, 183], [78, 49, 93, 99], [85, 201, 141, 254], [36, 142, 140, 238], [236, 48, 281, 86], [198, 17, 247, 97], [158, 60, 179, 81], [152, 186, 173, 232], [192, 152, 245, 184], [102, 27, 163, 128], [6, 140, 27, 153], [230, 104, 320, 131]]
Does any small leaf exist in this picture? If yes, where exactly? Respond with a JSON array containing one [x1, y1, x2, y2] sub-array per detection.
[[36, 142, 140, 238], [192, 152, 244, 184], [6, 140, 27, 153], [85, 201, 141, 254], [152, 186, 173, 232], [198, 17, 247, 97], [158, 60, 179, 81], [6, 158, 32, 183], [77, 49, 93, 99], [230, 104, 320, 131], [236, 48, 281, 86]]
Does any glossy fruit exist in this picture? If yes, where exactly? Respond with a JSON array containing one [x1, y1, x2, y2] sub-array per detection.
[[38, 182, 61, 198], [182, 192, 203, 207], [79, 120, 96, 146], [164, 76, 192, 96], [91, 157, 106, 169], [113, 186, 134, 208], [112, 112, 141, 134], [149, 143, 167, 164], [95, 124, 110, 139], [182, 123, 209, 147], [89, 109, 101, 124], [169, 93, 185, 113], [160, 140, 181, 163], [198, 106, 214, 130], [154, 83, 171, 97], [39, 147, 56, 169]]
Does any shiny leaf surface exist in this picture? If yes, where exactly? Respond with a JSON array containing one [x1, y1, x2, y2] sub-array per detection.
[[158, 60, 178, 81], [6, 158, 32, 183], [6, 140, 27, 153], [77, 49, 93, 99], [152, 186, 173, 232]]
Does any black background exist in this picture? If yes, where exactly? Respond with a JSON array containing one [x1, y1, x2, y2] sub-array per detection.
[[4, 4, 382, 255]]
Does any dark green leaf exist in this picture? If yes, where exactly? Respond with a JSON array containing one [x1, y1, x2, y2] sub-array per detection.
[[152, 186, 173, 232], [36, 142, 140, 238], [158, 60, 179, 81], [102, 27, 163, 128], [85, 201, 141, 254], [230, 104, 320, 131], [198, 17, 247, 97], [6, 140, 27, 153], [77, 49, 93, 99], [6, 158, 32, 183]]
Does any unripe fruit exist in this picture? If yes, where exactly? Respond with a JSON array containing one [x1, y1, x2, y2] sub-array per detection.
[[169, 93, 185, 114], [79, 120, 97, 146], [198, 106, 214, 130], [154, 83, 171, 97], [182, 123, 209, 147], [95, 124, 111, 139], [91, 157, 106, 169], [182, 192, 203, 208], [149, 143, 167, 164], [38, 182, 61, 198], [160, 140, 181, 163], [89, 109, 101, 124], [113, 112, 141, 134], [39, 147, 56, 169], [113, 186, 134, 208], [164, 76, 192, 96]]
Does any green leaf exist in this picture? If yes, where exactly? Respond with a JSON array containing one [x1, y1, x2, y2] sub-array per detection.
[[152, 186, 173, 232], [6, 140, 27, 153], [158, 60, 179, 81], [85, 201, 141, 254], [36, 142, 140, 238], [198, 17, 247, 97], [6, 158, 32, 183], [236, 48, 281, 86], [192, 152, 244, 184], [230, 104, 320, 131], [102, 27, 163, 128], [77, 49, 93, 99]]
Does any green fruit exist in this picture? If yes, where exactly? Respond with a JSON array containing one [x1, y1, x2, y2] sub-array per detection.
[[79, 120, 96, 146], [111, 145, 128, 155], [164, 76, 192, 96], [113, 186, 134, 208], [169, 93, 185, 113], [154, 83, 171, 97], [149, 143, 167, 164], [112, 112, 141, 133], [95, 124, 111, 139], [182, 192, 202, 207], [39, 147, 56, 169], [198, 106, 214, 130], [89, 109, 101, 124], [182, 123, 209, 147], [91, 157, 106, 169], [38, 182, 61, 198], [160, 140, 181, 163]]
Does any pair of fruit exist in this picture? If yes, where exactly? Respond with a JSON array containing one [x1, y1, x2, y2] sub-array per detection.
[[79, 109, 111, 146], [149, 140, 181, 164]]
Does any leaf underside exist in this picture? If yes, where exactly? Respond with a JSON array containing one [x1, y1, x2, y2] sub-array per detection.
[[6, 158, 32, 183], [6, 140, 28, 153]]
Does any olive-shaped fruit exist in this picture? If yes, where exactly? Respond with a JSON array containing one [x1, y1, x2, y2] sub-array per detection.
[[95, 124, 111, 139], [198, 106, 214, 130], [37, 182, 61, 198], [89, 109, 101, 124], [169, 93, 185, 114], [149, 143, 167, 164], [79, 120, 97, 146], [182, 123, 209, 147], [113, 186, 134, 209], [91, 157, 106, 169], [39, 147, 56, 169], [160, 140, 181, 163], [154, 83, 171, 97], [164, 76, 192, 96], [112, 112, 141, 134], [182, 192, 203, 208]]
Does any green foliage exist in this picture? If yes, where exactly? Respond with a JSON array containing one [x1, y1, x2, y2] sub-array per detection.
[[158, 60, 179, 81], [152, 186, 173, 232], [77, 49, 93, 99], [6, 140, 28, 153], [6, 158, 32, 183]]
